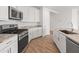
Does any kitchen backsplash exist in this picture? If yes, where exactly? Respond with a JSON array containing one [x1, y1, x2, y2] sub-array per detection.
[[0, 20, 39, 27]]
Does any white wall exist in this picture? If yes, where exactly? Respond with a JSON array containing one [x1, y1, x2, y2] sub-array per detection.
[[72, 9, 78, 30], [50, 12, 56, 31], [40, 7, 50, 36], [50, 9, 72, 30], [78, 10, 79, 29]]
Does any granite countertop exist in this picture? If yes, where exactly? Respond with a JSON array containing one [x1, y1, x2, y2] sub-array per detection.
[[52, 28, 79, 45], [65, 34, 79, 44], [59, 30, 79, 45], [0, 34, 17, 43], [18, 25, 42, 29]]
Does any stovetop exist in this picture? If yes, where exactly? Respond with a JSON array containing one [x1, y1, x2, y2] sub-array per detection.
[[0, 29, 28, 34], [15, 29, 28, 34], [0, 24, 28, 34]]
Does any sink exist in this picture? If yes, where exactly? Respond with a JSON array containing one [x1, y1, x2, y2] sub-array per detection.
[[60, 30, 77, 34]]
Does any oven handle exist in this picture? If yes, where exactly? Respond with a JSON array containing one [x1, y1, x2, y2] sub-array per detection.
[[19, 34, 28, 40]]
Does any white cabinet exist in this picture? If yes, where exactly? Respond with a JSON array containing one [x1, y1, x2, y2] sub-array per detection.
[[0, 6, 18, 21], [28, 27, 42, 42], [34, 8, 40, 22], [58, 31, 66, 53], [0, 6, 40, 22], [0, 46, 10, 53], [0, 43, 17, 53], [53, 31, 66, 53], [0, 6, 8, 20], [17, 6, 40, 22], [9, 41, 18, 53], [0, 35, 18, 53], [17, 6, 29, 21], [53, 31, 60, 49], [28, 7, 35, 22], [28, 7, 40, 22]]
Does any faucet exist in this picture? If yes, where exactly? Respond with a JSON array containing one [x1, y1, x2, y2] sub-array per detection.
[[71, 22, 73, 31]]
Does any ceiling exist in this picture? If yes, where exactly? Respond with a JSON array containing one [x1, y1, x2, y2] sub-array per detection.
[[34, 6, 79, 13], [46, 6, 79, 12]]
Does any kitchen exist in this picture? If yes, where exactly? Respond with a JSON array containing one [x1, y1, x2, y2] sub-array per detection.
[[0, 6, 79, 53]]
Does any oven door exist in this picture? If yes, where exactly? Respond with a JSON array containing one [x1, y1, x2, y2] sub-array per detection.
[[18, 35, 28, 53]]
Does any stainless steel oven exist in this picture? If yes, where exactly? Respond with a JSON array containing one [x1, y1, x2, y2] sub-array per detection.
[[0, 24, 28, 53], [18, 31, 28, 52]]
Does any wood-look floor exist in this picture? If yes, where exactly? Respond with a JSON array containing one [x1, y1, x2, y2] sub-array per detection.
[[23, 35, 59, 53]]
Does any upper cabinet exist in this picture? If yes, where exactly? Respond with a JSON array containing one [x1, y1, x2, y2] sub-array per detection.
[[28, 7, 35, 22], [17, 6, 40, 22], [0, 6, 22, 21], [0, 6, 40, 22], [34, 7, 40, 22], [17, 6, 29, 21], [0, 6, 8, 20]]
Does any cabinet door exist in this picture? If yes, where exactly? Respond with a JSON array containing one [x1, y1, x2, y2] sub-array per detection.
[[38, 28, 42, 36], [31, 28, 37, 39], [32, 28, 37, 38], [34, 8, 40, 22], [0, 42, 18, 53], [17, 6, 29, 21], [9, 35, 18, 53], [28, 7, 35, 22], [17, 6, 40, 22], [53, 31, 59, 45], [28, 27, 42, 42], [30, 27, 42, 39], [36, 27, 42, 37], [28, 29, 33, 42], [58, 32, 66, 53], [0, 6, 8, 20], [10, 42, 18, 53], [0, 47, 10, 53]]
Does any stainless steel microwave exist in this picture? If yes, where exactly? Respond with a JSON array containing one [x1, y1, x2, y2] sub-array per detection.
[[8, 6, 23, 20]]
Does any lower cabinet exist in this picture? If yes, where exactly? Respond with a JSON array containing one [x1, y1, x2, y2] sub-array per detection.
[[53, 30, 79, 53], [53, 30, 59, 48], [28, 27, 42, 42], [0, 35, 18, 53], [0, 43, 17, 53], [53, 31, 66, 53], [58, 32, 66, 53], [10, 41, 18, 53], [0, 47, 10, 53]]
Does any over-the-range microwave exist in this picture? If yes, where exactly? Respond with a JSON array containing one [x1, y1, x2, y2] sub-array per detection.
[[8, 6, 23, 20]]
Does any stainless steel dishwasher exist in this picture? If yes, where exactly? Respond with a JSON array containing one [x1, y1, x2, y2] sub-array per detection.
[[66, 37, 79, 53]]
